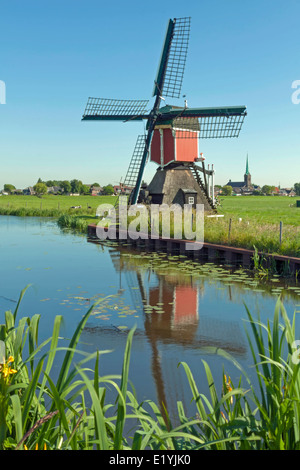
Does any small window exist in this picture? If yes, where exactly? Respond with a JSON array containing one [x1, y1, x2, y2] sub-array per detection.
[[188, 196, 194, 204]]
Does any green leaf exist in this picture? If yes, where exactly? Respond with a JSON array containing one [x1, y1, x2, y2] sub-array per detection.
[[10, 395, 23, 445], [114, 326, 136, 450]]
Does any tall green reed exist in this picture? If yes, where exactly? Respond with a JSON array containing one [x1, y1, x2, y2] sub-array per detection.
[[1, 286, 300, 450]]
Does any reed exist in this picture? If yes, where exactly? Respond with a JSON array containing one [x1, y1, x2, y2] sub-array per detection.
[[0, 206, 63, 218], [57, 214, 90, 233], [1, 286, 300, 450]]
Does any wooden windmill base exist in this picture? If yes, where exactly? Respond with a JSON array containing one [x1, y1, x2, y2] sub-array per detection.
[[141, 163, 215, 211]]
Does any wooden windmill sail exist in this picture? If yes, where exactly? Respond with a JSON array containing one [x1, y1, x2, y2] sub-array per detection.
[[82, 17, 247, 209]]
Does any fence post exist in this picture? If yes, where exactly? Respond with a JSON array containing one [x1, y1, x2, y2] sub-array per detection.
[[228, 218, 232, 243], [279, 221, 283, 245]]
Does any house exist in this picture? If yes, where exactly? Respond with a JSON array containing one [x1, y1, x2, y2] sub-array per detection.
[[91, 186, 103, 196], [271, 187, 280, 195], [213, 186, 222, 196], [47, 186, 61, 194], [11, 189, 23, 195], [231, 187, 243, 195], [113, 185, 133, 195], [283, 188, 296, 197], [279, 189, 288, 196], [23, 187, 35, 195]]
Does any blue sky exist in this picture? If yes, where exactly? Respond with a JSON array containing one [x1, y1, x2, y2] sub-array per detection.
[[0, 0, 299, 189]]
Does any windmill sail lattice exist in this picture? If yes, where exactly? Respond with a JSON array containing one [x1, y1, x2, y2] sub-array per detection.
[[174, 112, 246, 139], [153, 17, 191, 99], [83, 98, 149, 121], [123, 135, 147, 188]]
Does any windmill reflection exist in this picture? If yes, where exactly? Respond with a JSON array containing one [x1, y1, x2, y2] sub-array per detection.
[[108, 244, 247, 420]]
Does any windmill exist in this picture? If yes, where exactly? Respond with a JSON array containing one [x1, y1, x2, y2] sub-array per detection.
[[82, 17, 247, 210]]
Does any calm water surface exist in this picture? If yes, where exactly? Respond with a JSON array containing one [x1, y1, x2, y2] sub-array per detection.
[[1, 215, 299, 420]]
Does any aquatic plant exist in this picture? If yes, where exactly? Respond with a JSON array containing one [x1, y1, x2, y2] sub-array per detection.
[[57, 214, 90, 233]]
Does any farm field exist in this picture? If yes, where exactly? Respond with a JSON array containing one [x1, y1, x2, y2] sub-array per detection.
[[218, 196, 300, 226], [0, 194, 299, 257], [0, 194, 299, 223], [0, 194, 116, 214]]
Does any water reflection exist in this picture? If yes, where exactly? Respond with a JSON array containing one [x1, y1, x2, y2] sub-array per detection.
[[86, 240, 299, 419], [1, 216, 299, 423]]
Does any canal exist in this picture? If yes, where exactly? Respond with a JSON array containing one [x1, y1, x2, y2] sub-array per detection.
[[0, 215, 299, 422]]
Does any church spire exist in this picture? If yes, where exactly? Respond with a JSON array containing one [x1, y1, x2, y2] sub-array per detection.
[[244, 154, 251, 187], [245, 154, 249, 175]]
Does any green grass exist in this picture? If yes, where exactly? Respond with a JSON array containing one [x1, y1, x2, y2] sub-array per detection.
[[1, 194, 298, 225], [218, 195, 300, 226], [1, 194, 299, 257], [0, 194, 116, 217], [204, 217, 299, 258], [209, 196, 300, 257]]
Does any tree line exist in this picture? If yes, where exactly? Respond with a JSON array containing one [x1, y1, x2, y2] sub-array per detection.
[[220, 183, 300, 196], [3, 179, 115, 196]]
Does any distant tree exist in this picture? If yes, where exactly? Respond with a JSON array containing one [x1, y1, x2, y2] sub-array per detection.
[[294, 182, 300, 196], [261, 185, 276, 195], [70, 179, 83, 194], [221, 185, 233, 196], [33, 182, 48, 196], [38, 180, 62, 189], [59, 180, 71, 194], [3, 184, 16, 193], [102, 184, 114, 195], [81, 184, 90, 195], [92, 182, 100, 187]]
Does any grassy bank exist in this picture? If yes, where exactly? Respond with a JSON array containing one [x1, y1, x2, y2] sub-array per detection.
[[203, 216, 299, 257], [1, 286, 300, 450], [0, 194, 116, 217], [1, 194, 299, 257], [210, 196, 300, 257]]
